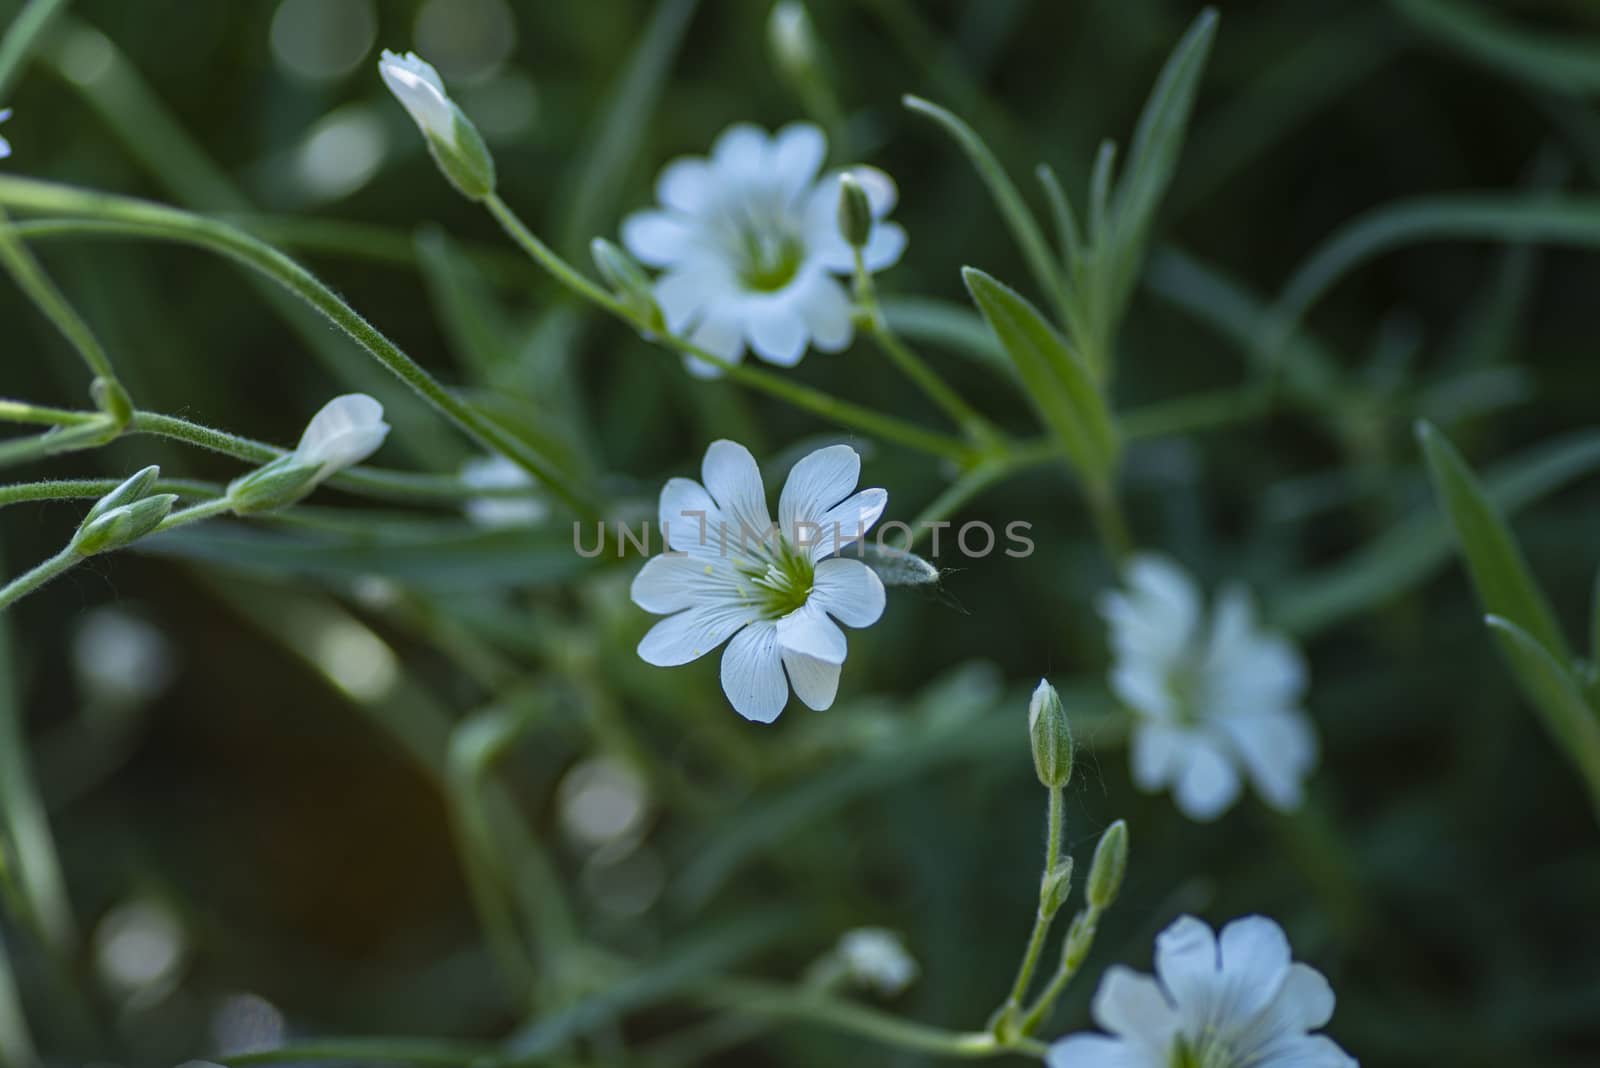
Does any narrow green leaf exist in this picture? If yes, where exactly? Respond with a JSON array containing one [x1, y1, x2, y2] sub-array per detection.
[[1393, 0, 1600, 98], [903, 95, 1064, 315], [1484, 616, 1600, 816], [1106, 7, 1218, 307], [962, 267, 1118, 481], [1036, 163, 1081, 265], [1087, 139, 1118, 250], [879, 295, 1006, 370], [1418, 421, 1569, 660]]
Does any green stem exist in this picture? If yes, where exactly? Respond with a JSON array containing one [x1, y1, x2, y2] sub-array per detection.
[[698, 978, 1048, 1060], [0, 398, 101, 427], [0, 0, 70, 99], [0, 206, 121, 387], [481, 193, 976, 463], [151, 496, 234, 534], [0, 419, 116, 468], [854, 249, 999, 444], [1085, 480, 1133, 567], [1018, 906, 1100, 1035], [223, 1038, 495, 1067], [0, 543, 77, 614], [909, 443, 1059, 547], [1120, 382, 1274, 440], [999, 786, 1064, 1024], [0, 178, 598, 517]]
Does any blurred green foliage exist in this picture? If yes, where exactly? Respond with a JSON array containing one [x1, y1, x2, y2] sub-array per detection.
[[3, 1, 1600, 1066]]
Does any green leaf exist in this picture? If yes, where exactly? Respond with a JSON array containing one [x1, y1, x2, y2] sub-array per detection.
[[141, 519, 597, 591], [1393, 0, 1600, 99], [1484, 616, 1600, 817], [903, 95, 1064, 316], [1418, 420, 1570, 661], [1105, 8, 1218, 309], [962, 267, 1118, 482]]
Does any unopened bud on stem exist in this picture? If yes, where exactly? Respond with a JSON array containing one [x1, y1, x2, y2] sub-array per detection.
[[1086, 820, 1128, 910], [1028, 679, 1073, 789], [1039, 856, 1074, 918], [838, 172, 874, 249]]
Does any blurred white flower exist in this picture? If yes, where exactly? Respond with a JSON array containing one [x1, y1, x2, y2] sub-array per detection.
[[293, 393, 390, 478], [1099, 555, 1316, 822], [460, 455, 546, 528], [620, 122, 906, 377], [378, 50, 455, 145], [0, 108, 12, 159], [1048, 915, 1356, 1068], [73, 607, 176, 707], [631, 440, 887, 722], [837, 927, 918, 996]]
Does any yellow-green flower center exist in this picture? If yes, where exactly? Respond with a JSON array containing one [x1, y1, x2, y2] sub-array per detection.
[[742, 540, 814, 618]]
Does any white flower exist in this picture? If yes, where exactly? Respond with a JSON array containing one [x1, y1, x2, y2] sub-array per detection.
[[630, 439, 888, 722], [460, 455, 547, 528], [620, 122, 906, 377], [0, 108, 12, 159], [1048, 915, 1356, 1068], [378, 51, 455, 145], [293, 393, 390, 479], [836, 927, 918, 996], [1099, 555, 1316, 822]]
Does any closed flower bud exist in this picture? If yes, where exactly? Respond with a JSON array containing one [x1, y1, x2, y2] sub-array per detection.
[[227, 395, 389, 514], [227, 456, 324, 515], [1039, 856, 1074, 918], [83, 466, 161, 525], [1061, 909, 1097, 971], [768, 2, 819, 82], [1086, 819, 1128, 910], [837, 172, 874, 250], [75, 495, 177, 555], [591, 238, 665, 333], [1028, 678, 1073, 789], [378, 50, 496, 200]]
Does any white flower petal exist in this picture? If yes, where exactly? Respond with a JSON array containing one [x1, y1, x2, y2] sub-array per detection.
[[293, 394, 390, 477], [1153, 916, 1221, 1019], [782, 649, 841, 710], [811, 557, 885, 628], [776, 602, 847, 664], [655, 267, 719, 332], [461, 455, 544, 528], [720, 620, 789, 722], [1111, 662, 1178, 721], [745, 297, 810, 366], [656, 157, 718, 215], [1254, 963, 1337, 1036], [687, 308, 745, 376], [1130, 722, 1189, 791], [791, 270, 854, 351], [1217, 916, 1293, 1023], [621, 209, 698, 268], [630, 554, 733, 615], [1045, 1034, 1153, 1068], [770, 122, 827, 196], [809, 487, 887, 560], [711, 122, 769, 181], [638, 602, 757, 667], [0, 108, 11, 161], [860, 220, 908, 272], [379, 50, 455, 141], [659, 476, 723, 556], [1250, 1034, 1358, 1068], [779, 444, 861, 533], [1173, 736, 1242, 821], [1092, 966, 1180, 1050], [1215, 708, 1318, 812], [701, 439, 773, 541]]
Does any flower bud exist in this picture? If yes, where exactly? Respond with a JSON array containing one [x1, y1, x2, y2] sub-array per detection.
[[1028, 679, 1073, 789], [83, 466, 161, 525], [378, 50, 496, 200], [91, 376, 134, 428], [591, 238, 665, 334], [837, 172, 874, 250], [1061, 909, 1097, 971], [226, 456, 323, 515], [1086, 819, 1128, 910], [1039, 856, 1074, 918], [768, 2, 819, 83], [75, 495, 177, 555]]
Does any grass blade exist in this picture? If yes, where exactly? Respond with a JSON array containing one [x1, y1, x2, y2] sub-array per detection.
[[1485, 616, 1600, 817]]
